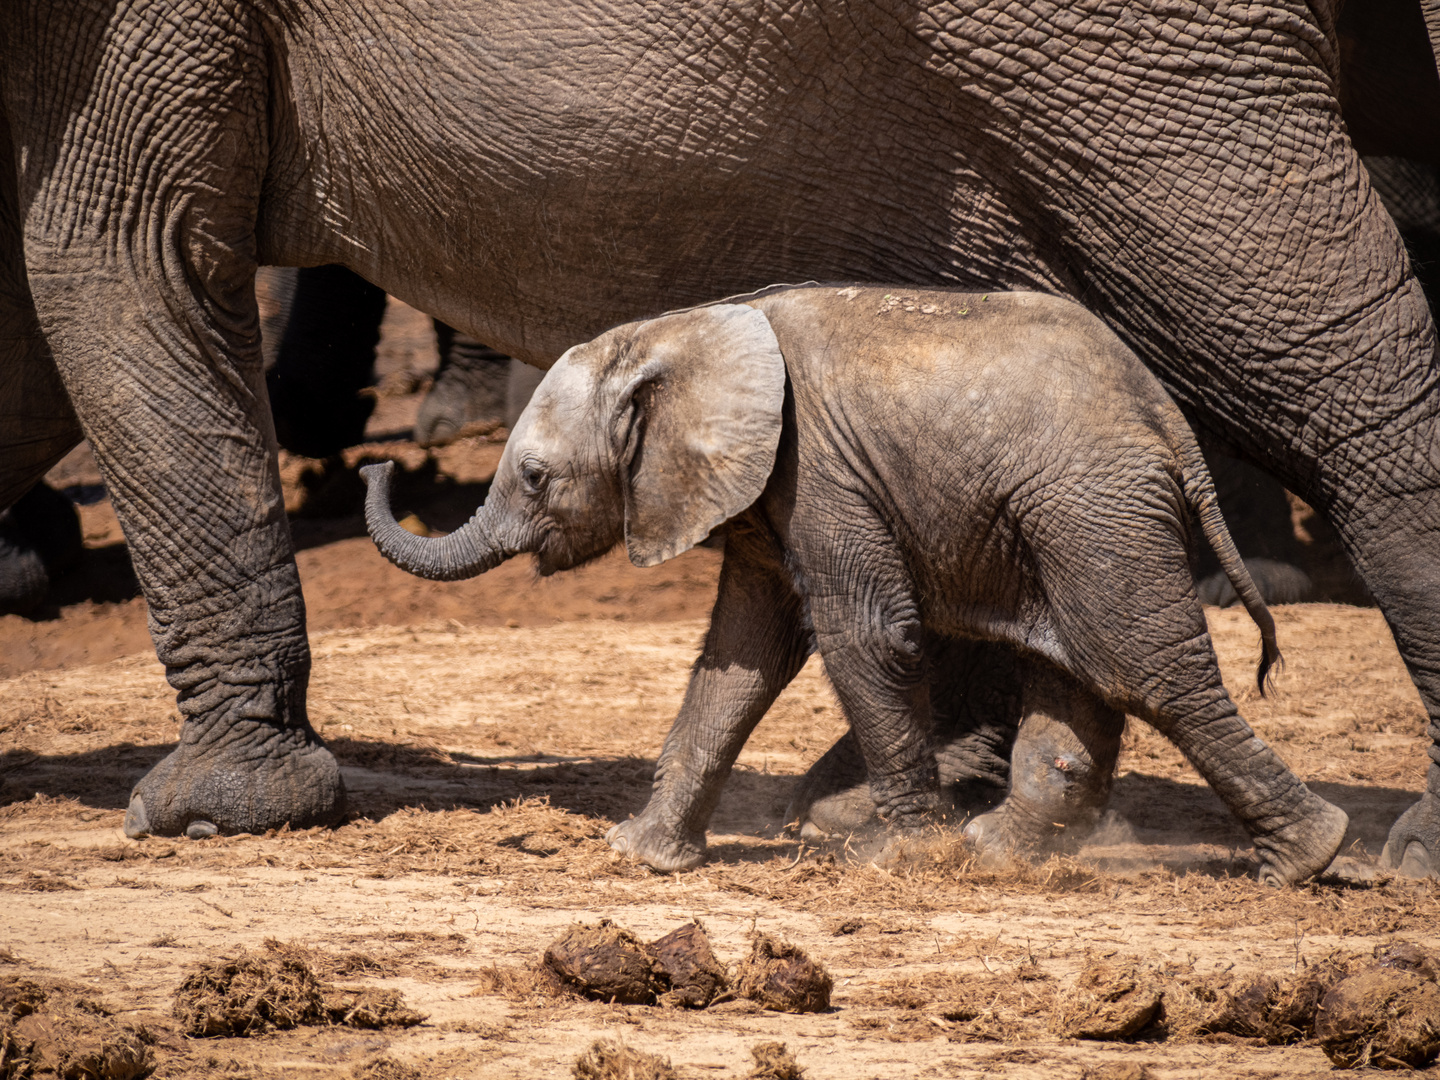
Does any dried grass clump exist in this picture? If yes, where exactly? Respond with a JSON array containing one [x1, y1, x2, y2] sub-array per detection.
[[572, 1038, 676, 1080], [1315, 968, 1440, 1069], [172, 940, 425, 1037], [733, 934, 832, 1014], [173, 949, 326, 1036], [323, 987, 425, 1030], [1053, 962, 1162, 1041], [351, 1056, 423, 1080], [0, 976, 150, 1080], [470, 963, 572, 1002], [746, 1040, 805, 1079]]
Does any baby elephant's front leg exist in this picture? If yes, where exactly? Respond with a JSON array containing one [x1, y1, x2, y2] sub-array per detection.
[[964, 664, 1123, 861], [607, 524, 810, 872]]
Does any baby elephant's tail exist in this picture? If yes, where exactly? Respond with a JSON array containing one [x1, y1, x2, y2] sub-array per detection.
[[1178, 444, 1282, 695]]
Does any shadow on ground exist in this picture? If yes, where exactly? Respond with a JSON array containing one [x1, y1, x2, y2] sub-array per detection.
[[2, 738, 1419, 869]]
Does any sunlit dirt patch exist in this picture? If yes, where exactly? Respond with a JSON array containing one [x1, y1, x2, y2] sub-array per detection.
[[1, 608, 1437, 1077]]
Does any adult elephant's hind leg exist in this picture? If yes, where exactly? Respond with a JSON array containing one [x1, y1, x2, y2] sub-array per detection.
[[962, 664, 1122, 863]]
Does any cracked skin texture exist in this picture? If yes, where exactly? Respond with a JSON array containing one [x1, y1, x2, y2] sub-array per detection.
[[1, 1, 1438, 863]]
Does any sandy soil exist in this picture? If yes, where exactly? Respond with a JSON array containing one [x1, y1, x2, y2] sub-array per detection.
[[3, 296, 1436, 1078], [2, 605, 1437, 1079]]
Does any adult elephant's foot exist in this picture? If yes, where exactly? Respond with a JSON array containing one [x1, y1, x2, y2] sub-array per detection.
[[606, 810, 707, 873], [1251, 791, 1348, 887], [124, 720, 345, 838], [1380, 792, 1440, 878], [414, 330, 511, 448]]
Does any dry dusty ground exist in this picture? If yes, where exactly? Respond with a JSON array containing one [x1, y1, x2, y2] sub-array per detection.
[[2, 604, 1438, 1079]]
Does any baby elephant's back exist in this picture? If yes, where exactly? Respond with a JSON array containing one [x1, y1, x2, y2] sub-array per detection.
[[763, 286, 1189, 487]]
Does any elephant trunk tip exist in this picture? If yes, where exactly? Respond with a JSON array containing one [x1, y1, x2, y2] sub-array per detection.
[[359, 461, 394, 489]]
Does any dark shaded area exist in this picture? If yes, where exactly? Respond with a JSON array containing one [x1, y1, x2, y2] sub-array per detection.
[[1337, 0, 1440, 165], [266, 266, 388, 459], [0, 734, 1421, 875], [1110, 771, 1419, 859], [0, 482, 82, 616]]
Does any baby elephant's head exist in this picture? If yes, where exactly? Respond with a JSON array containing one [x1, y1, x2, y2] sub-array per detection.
[[362, 304, 785, 581]]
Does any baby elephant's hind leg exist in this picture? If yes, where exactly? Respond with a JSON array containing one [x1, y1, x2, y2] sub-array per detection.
[[963, 665, 1123, 862]]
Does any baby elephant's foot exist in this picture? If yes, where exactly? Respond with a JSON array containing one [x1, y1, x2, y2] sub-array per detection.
[[1251, 792, 1349, 887], [961, 803, 1065, 868], [606, 811, 708, 873], [1380, 792, 1440, 878]]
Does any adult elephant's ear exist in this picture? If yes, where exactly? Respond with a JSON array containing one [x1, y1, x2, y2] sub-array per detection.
[[612, 304, 785, 567]]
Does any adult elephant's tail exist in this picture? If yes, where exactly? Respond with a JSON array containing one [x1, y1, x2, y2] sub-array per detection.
[[1177, 443, 1282, 695]]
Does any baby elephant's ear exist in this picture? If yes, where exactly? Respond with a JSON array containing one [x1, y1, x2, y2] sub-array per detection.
[[615, 304, 785, 567]]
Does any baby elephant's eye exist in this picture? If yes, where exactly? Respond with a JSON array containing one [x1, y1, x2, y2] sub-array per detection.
[[520, 462, 547, 494]]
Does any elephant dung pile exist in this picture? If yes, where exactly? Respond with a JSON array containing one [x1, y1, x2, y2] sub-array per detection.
[[732, 934, 834, 1015], [1312, 943, 1440, 1070], [0, 974, 151, 1080], [570, 1038, 808, 1080], [1159, 940, 1440, 1068], [172, 939, 425, 1037], [1053, 962, 1164, 1040], [542, 920, 830, 1013]]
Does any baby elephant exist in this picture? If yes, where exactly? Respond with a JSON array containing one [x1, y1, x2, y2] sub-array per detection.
[[362, 286, 1348, 886]]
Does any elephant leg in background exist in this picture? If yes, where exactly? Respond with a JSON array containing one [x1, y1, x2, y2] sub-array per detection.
[[962, 665, 1123, 862], [0, 110, 84, 613], [606, 518, 811, 872], [413, 323, 513, 447], [0, 483, 82, 616], [265, 265, 387, 459], [785, 636, 1022, 839], [1365, 156, 1440, 322]]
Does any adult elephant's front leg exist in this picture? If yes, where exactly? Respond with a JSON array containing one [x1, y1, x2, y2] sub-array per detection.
[[28, 267, 344, 838], [29, 268, 344, 839]]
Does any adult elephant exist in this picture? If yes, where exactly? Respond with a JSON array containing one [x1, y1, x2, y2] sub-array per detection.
[[3, 1, 1439, 872]]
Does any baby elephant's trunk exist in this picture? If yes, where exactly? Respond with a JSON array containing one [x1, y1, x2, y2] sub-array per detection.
[[360, 461, 514, 581], [1177, 445, 1282, 693]]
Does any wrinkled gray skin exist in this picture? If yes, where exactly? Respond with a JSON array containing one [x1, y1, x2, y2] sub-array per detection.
[[364, 288, 1350, 886], [2, 3, 1437, 868]]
